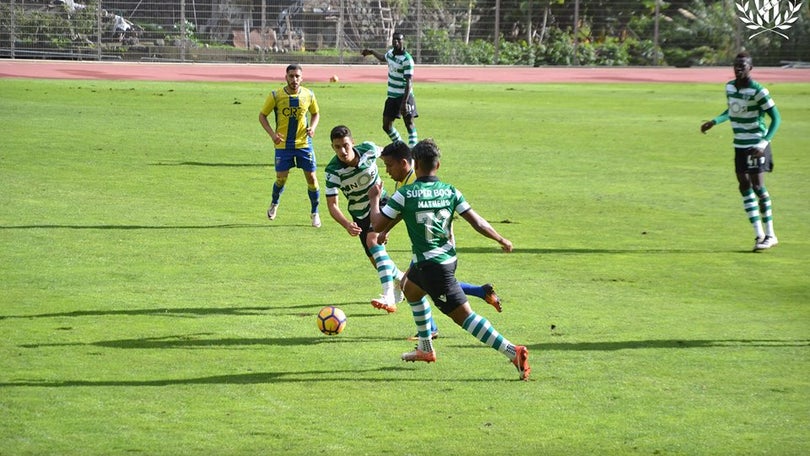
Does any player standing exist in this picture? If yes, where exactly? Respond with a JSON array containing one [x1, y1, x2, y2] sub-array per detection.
[[259, 64, 322, 227], [361, 32, 419, 146], [368, 139, 530, 381], [701, 52, 782, 251]]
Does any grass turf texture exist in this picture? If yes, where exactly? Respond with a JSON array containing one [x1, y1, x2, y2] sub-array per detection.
[[1, 78, 809, 455]]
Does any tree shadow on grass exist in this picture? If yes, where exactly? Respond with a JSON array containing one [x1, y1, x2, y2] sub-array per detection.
[[0, 223, 269, 230], [525, 339, 810, 351], [0, 366, 420, 388], [151, 162, 328, 170], [443, 338, 810, 353], [0, 302, 370, 320], [152, 162, 269, 167], [456, 247, 739, 255], [19, 334, 398, 350]]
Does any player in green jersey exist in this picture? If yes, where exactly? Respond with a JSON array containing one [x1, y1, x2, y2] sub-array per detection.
[[379, 141, 503, 341], [361, 32, 419, 146], [259, 64, 321, 227], [701, 52, 782, 251], [324, 125, 404, 313], [369, 139, 530, 381]]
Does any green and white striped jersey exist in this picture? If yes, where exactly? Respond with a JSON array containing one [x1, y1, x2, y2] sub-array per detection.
[[384, 49, 414, 98], [724, 79, 776, 149], [382, 176, 471, 265], [324, 142, 384, 220]]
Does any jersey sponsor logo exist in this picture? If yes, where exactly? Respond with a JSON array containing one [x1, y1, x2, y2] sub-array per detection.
[[340, 173, 375, 193], [405, 188, 453, 198], [282, 106, 304, 119], [735, 0, 803, 39]]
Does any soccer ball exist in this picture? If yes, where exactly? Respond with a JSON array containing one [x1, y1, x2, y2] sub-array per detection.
[[316, 306, 346, 335], [329, 74, 339, 83]]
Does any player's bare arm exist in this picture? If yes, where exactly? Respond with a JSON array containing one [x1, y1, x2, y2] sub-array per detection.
[[361, 49, 385, 63], [375, 215, 402, 245], [259, 112, 282, 144], [306, 112, 319, 138], [460, 209, 513, 253], [367, 183, 397, 233], [326, 195, 362, 236]]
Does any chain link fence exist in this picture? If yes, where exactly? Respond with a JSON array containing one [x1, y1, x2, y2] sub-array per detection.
[[1, 1, 808, 66]]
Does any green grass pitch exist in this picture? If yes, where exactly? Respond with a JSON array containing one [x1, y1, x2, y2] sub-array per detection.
[[1, 78, 809, 455]]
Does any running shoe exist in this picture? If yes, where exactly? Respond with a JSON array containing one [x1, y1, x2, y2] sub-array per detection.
[[512, 345, 531, 381], [482, 283, 502, 313], [371, 296, 397, 313], [402, 348, 437, 363], [267, 203, 279, 220], [754, 235, 778, 251]]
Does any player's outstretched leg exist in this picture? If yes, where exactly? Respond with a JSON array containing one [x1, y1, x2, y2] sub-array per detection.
[[459, 282, 502, 312], [461, 311, 530, 381]]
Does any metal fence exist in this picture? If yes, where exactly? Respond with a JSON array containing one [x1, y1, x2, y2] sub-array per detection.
[[1, 1, 807, 66]]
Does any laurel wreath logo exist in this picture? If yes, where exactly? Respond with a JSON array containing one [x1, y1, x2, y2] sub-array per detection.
[[736, 0, 804, 39]]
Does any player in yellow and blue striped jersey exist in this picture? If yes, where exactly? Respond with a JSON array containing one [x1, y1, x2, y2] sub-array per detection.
[[259, 64, 321, 227]]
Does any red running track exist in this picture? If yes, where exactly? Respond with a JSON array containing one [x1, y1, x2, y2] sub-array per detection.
[[2, 60, 810, 84]]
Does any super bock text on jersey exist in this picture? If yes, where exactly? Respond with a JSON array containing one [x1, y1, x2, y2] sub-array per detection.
[[383, 178, 470, 265]]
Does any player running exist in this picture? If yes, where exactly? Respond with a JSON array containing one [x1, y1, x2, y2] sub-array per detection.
[[378, 141, 503, 341], [324, 125, 405, 313], [368, 139, 530, 381]]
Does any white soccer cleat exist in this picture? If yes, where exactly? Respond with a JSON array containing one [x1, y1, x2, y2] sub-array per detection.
[[754, 235, 778, 251], [371, 296, 397, 313], [267, 203, 279, 220], [401, 348, 436, 363], [311, 213, 321, 228]]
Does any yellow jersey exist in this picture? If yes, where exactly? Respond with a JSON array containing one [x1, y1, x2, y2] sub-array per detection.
[[260, 86, 319, 150], [395, 161, 416, 190]]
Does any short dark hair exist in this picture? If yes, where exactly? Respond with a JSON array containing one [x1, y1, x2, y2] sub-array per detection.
[[412, 139, 440, 172], [330, 125, 351, 141], [735, 51, 752, 65], [381, 141, 411, 161], [393, 32, 404, 40], [286, 63, 303, 73]]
